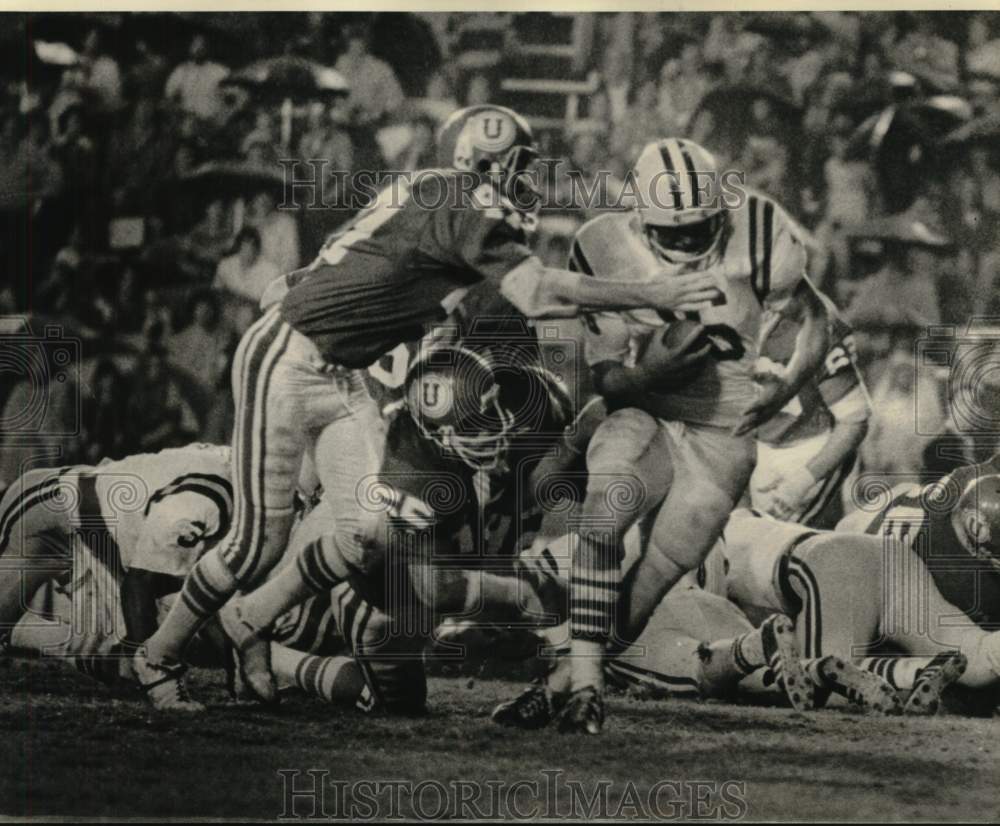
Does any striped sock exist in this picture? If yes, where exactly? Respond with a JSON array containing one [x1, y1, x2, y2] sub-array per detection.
[[271, 643, 364, 705], [697, 628, 765, 693], [569, 531, 620, 692], [146, 550, 235, 663], [857, 655, 922, 691]]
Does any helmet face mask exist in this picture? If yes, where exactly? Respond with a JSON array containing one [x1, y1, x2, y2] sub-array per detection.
[[437, 104, 539, 214], [645, 212, 726, 263], [404, 347, 515, 472]]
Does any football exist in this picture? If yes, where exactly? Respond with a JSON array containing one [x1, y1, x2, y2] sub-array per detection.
[[637, 319, 714, 386]]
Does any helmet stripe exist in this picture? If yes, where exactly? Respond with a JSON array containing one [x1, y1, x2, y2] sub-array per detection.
[[656, 142, 684, 210], [762, 199, 774, 301], [748, 195, 761, 303], [568, 239, 594, 276], [677, 142, 701, 210]]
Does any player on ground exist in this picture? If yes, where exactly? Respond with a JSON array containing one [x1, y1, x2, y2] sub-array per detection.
[[496, 138, 829, 733], [0, 444, 232, 710], [134, 106, 731, 709], [723, 508, 986, 713], [751, 292, 870, 526]]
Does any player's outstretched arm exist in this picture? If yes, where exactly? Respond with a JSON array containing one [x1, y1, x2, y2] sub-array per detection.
[[499, 257, 721, 319], [734, 282, 830, 436]]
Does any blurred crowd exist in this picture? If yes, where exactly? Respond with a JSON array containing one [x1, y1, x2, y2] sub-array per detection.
[[1, 10, 1000, 487]]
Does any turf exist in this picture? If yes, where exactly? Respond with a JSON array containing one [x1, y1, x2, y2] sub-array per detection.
[[2, 656, 998, 821]]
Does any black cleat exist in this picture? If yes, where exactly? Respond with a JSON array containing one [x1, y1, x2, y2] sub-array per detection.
[[813, 656, 902, 715], [491, 685, 564, 730], [556, 686, 605, 735], [905, 651, 967, 716], [761, 614, 816, 711]]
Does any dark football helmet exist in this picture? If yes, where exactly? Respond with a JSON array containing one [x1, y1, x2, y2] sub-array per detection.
[[436, 104, 539, 211], [955, 474, 1000, 569], [404, 345, 515, 471]]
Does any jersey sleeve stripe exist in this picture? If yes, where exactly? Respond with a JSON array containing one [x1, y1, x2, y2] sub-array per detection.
[[568, 240, 594, 276], [762, 199, 774, 300], [748, 195, 762, 304], [656, 143, 684, 210]]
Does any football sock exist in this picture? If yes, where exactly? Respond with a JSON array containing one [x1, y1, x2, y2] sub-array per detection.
[[698, 628, 765, 691], [145, 548, 236, 664], [270, 643, 365, 705], [858, 655, 942, 692], [568, 531, 619, 692], [239, 557, 325, 633]]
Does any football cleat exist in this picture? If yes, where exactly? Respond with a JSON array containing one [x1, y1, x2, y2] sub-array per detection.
[[132, 649, 205, 713], [811, 656, 902, 715], [218, 599, 278, 705], [905, 651, 967, 716], [491, 684, 564, 730], [760, 614, 816, 711], [556, 686, 605, 735]]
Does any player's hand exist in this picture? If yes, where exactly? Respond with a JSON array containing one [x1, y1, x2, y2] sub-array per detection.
[[767, 466, 818, 521], [644, 272, 722, 313], [732, 375, 795, 436]]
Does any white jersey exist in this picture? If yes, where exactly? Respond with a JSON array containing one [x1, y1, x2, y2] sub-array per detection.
[[570, 192, 808, 428], [64, 444, 232, 578]]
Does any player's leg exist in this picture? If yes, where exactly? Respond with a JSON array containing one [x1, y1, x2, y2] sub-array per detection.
[[269, 644, 367, 706], [136, 310, 306, 708], [560, 409, 673, 733], [0, 469, 75, 637], [616, 423, 755, 646], [224, 380, 386, 639], [879, 541, 1000, 692]]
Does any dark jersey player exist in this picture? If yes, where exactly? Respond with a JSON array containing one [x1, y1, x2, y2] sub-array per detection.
[[135, 104, 721, 710], [838, 456, 1000, 630]]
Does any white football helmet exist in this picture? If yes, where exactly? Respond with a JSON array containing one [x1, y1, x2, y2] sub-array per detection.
[[632, 138, 728, 264]]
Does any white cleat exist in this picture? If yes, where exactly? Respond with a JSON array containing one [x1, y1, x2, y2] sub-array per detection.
[[218, 598, 277, 704], [132, 649, 205, 713]]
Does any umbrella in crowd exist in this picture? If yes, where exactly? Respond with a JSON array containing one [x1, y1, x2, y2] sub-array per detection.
[[175, 160, 286, 202], [222, 56, 349, 146]]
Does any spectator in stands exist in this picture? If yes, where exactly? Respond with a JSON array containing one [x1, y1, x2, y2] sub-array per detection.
[[82, 359, 129, 463], [656, 43, 709, 133], [78, 28, 123, 113], [168, 289, 234, 428], [185, 199, 233, 267], [126, 39, 170, 101], [213, 226, 279, 305], [246, 190, 300, 274], [334, 23, 404, 126], [108, 99, 174, 210], [463, 73, 493, 107], [164, 34, 230, 124], [125, 347, 197, 453], [296, 102, 354, 175]]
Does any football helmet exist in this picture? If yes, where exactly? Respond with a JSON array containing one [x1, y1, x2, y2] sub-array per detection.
[[404, 346, 515, 471], [632, 138, 728, 264], [436, 104, 539, 211], [955, 474, 1000, 569]]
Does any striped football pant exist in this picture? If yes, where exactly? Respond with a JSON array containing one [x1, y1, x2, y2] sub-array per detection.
[[213, 306, 383, 591]]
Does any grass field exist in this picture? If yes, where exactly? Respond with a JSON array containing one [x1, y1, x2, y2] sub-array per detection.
[[2, 655, 999, 821]]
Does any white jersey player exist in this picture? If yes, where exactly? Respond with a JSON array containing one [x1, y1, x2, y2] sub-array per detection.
[[0, 444, 232, 707], [497, 138, 829, 733]]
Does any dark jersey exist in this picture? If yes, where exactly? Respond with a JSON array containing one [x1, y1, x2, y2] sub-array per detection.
[[280, 171, 534, 368], [864, 458, 1000, 629]]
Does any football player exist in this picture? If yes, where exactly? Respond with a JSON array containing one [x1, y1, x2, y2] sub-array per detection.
[[218, 345, 568, 703], [751, 291, 870, 527], [135, 105, 727, 709], [0, 444, 232, 710], [723, 508, 986, 712], [498, 138, 829, 733]]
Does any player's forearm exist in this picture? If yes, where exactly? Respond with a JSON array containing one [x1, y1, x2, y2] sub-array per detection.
[[779, 291, 829, 397], [500, 259, 665, 319], [805, 419, 868, 481], [590, 360, 656, 403]]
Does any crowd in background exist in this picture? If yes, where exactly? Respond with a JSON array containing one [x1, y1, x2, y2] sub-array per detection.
[[1, 10, 999, 490]]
